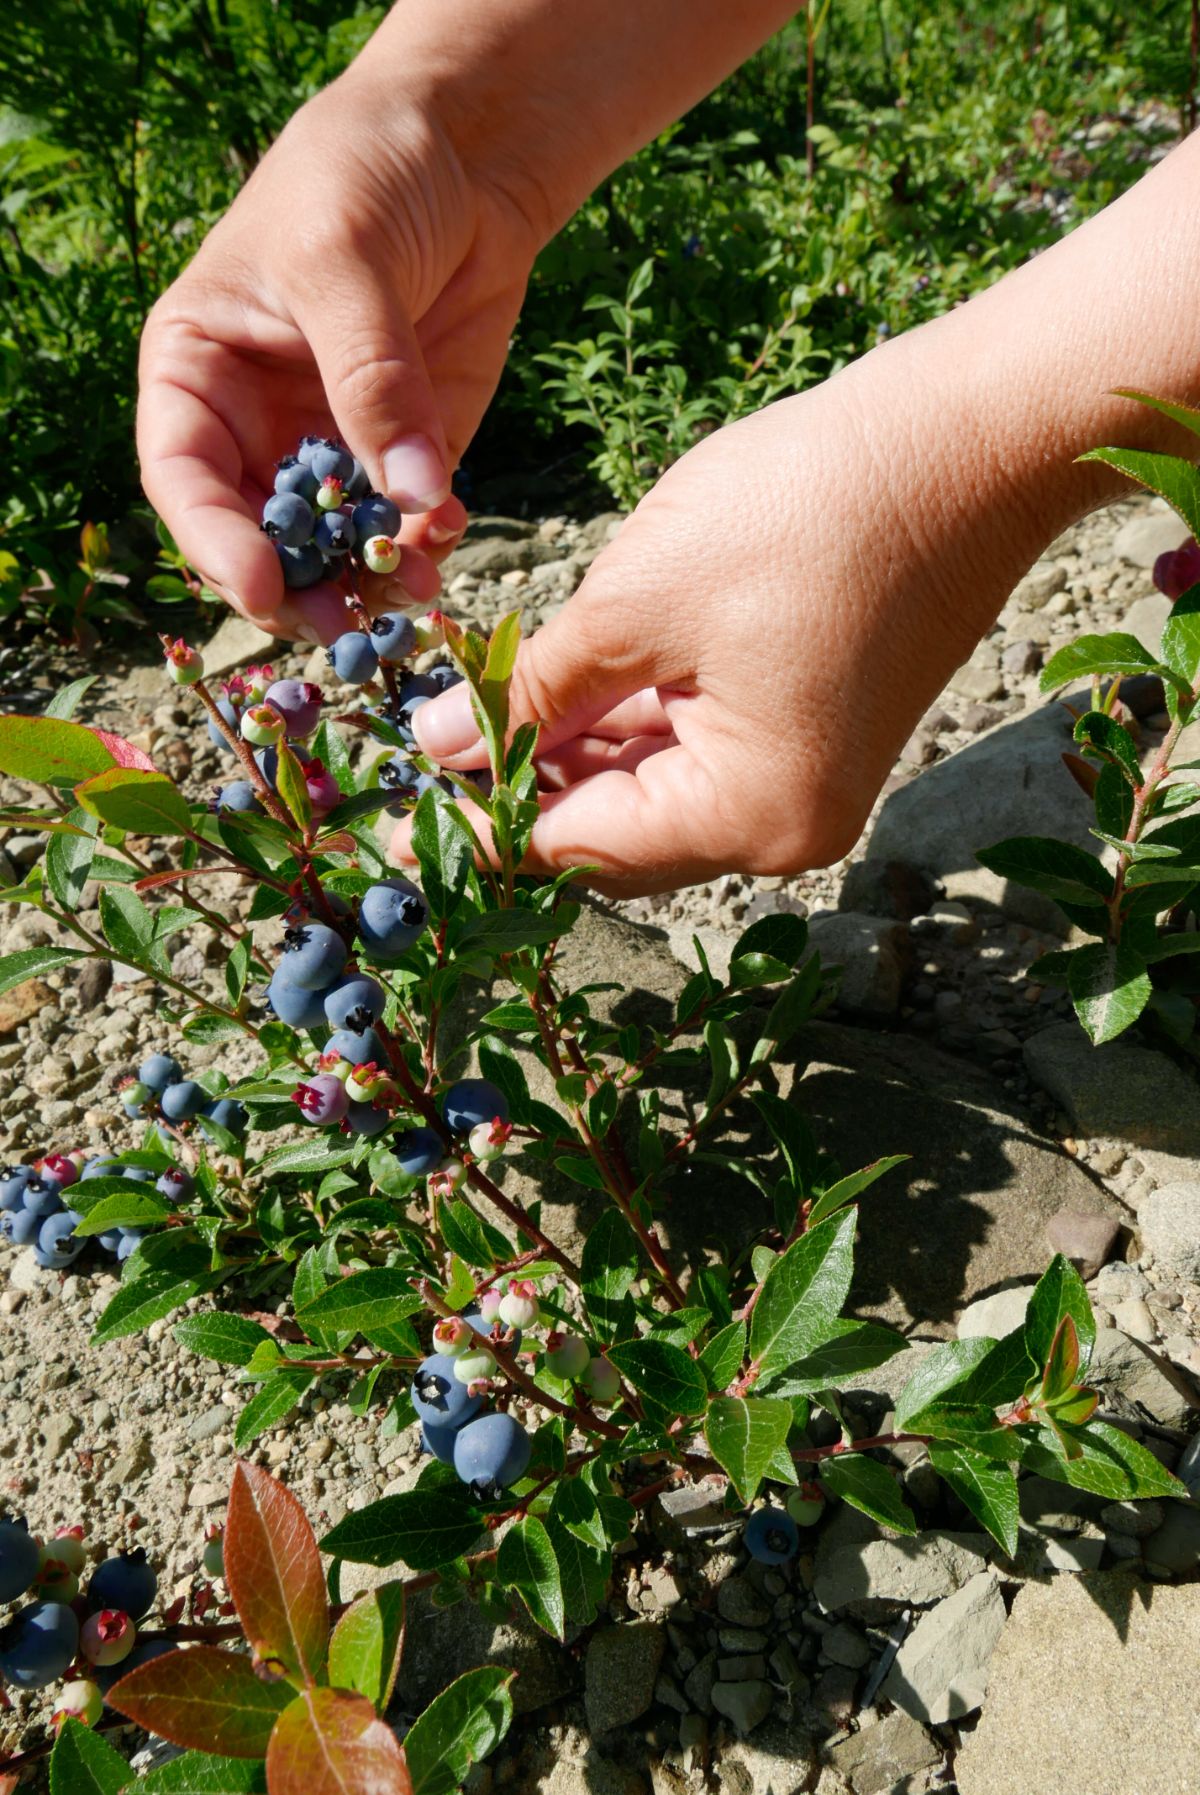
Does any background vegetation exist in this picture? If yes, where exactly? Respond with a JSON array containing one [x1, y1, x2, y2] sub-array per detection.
[[0, 2, 1193, 624]]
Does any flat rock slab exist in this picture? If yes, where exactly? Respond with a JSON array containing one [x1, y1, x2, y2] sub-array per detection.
[[956, 1571, 1200, 1795], [395, 1590, 579, 1717], [840, 691, 1097, 933], [585, 1621, 665, 1734], [788, 1024, 1121, 1333], [880, 1570, 1006, 1724], [1023, 1023, 1200, 1169]]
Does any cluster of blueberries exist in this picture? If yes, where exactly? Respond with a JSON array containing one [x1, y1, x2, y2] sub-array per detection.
[[0, 1130, 192, 1272], [0, 1520, 168, 1725], [260, 435, 408, 592]]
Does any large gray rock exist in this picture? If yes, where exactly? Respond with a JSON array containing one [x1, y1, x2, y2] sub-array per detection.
[[1142, 1501, 1200, 1575], [826, 1711, 943, 1795], [787, 1026, 1122, 1333], [1138, 1183, 1200, 1282], [1113, 510, 1186, 570], [805, 913, 910, 1018], [879, 1571, 1007, 1724], [957, 1285, 1035, 1341], [585, 1622, 665, 1734], [395, 1590, 579, 1717], [1087, 1326, 1198, 1430], [814, 1529, 990, 1618], [201, 611, 276, 679], [715, 1718, 816, 1794], [1023, 1024, 1200, 1169], [840, 692, 1098, 934], [956, 1571, 1200, 1795]]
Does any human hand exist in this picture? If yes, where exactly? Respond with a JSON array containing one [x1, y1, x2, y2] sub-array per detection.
[[137, 72, 542, 642], [387, 337, 1069, 895]]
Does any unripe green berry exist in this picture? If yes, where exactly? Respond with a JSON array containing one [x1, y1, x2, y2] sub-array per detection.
[[453, 1347, 493, 1386], [241, 703, 286, 747], [316, 478, 344, 511], [202, 1528, 224, 1581], [583, 1355, 621, 1405], [786, 1483, 826, 1528], [363, 534, 401, 574], [53, 1680, 103, 1729], [413, 611, 447, 651], [545, 1332, 590, 1381], [164, 639, 203, 685]]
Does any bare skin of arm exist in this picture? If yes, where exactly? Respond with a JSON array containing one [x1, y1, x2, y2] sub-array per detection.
[[137, 4, 1200, 893]]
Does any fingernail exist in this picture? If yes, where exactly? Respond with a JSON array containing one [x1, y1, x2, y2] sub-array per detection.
[[293, 623, 319, 644], [426, 521, 461, 545], [383, 435, 452, 512], [413, 684, 482, 759]]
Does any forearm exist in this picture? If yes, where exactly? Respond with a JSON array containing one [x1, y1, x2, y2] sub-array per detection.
[[339, 0, 797, 240]]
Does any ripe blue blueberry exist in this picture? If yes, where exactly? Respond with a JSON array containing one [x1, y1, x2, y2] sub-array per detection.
[[264, 680, 324, 740], [261, 491, 316, 548], [351, 493, 402, 540], [0, 1600, 80, 1689], [420, 1420, 462, 1465], [97, 1228, 124, 1254], [0, 1165, 31, 1212], [0, 1519, 39, 1604], [428, 664, 464, 692], [391, 1128, 444, 1177], [207, 697, 241, 756], [116, 1230, 144, 1261], [452, 1412, 531, 1499], [277, 922, 348, 992], [411, 1353, 485, 1429], [442, 1079, 510, 1136], [87, 1549, 157, 1620], [326, 631, 380, 686], [322, 973, 386, 1033], [81, 1157, 121, 1182], [326, 1026, 386, 1066], [139, 1053, 182, 1095], [391, 693, 432, 746], [201, 1098, 248, 1139], [35, 1211, 85, 1269], [156, 1167, 193, 1204], [346, 1100, 391, 1137], [357, 879, 429, 961], [20, 1178, 62, 1221], [346, 457, 371, 501], [743, 1507, 799, 1565], [274, 457, 319, 501], [277, 542, 327, 590], [313, 512, 356, 557], [369, 612, 417, 663], [213, 781, 262, 815], [378, 756, 444, 811], [296, 434, 327, 467], [118, 1165, 155, 1185], [396, 670, 439, 702], [254, 745, 279, 788], [309, 443, 355, 484], [265, 972, 330, 1031], [159, 1080, 206, 1123]]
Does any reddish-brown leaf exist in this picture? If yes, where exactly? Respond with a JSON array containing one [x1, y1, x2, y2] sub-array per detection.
[[266, 1687, 412, 1795], [108, 1643, 292, 1756], [90, 728, 158, 771], [226, 1462, 329, 1683]]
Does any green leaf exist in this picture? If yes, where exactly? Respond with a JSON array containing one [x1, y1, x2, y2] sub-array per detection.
[[749, 1208, 856, 1378], [1161, 584, 1200, 686], [765, 1321, 907, 1397], [403, 1666, 515, 1795], [1073, 711, 1142, 785], [273, 740, 311, 832], [807, 1156, 909, 1227], [608, 1339, 708, 1415], [0, 713, 115, 785], [1095, 762, 1135, 837], [1112, 388, 1200, 438], [1040, 1314, 1082, 1406], [133, 1751, 268, 1792], [295, 1269, 422, 1354], [75, 767, 194, 836], [49, 1717, 129, 1795], [72, 1192, 171, 1235], [546, 1507, 609, 1627], [99, 882, 160, 969], [1039, 632, 1178, 695], [44, 675, 99, 723], [320, 1488, 485, 1570], [751, 953, 823, 1061], [732, 912, 809, 966], [496, 1515, 565, 1638], [457, 908, 569, 953], [0, 945, 88, 996], [581, 1210, 640, 1343], [975, 836, 1113, 908], [412, 788, 473, 920], [1024, 1255, 1096, 1376], [328, 1582, 406, 1712], [1078, 446, 1200, 547], [1067, 942, 1152, 1045], [1022, 1420, 1186, 1501], [895, 1337, 1003, 1431], [92, 1244, 220, 1344], [261, 1138, 355, 1177], [233, 1370, 314, 1449], [477, 1035, 533, 1125], [949, 1329, 1035, 1410], [174, 1312, 273, 1368], [45, 807, 99, 910], [699, 1320, 747, 1392], [752, 1090, 818, 1195], [818, 1454, 916, 1533], [704, 1396, 795, 1504], [927, 1442, 1019, 1556]]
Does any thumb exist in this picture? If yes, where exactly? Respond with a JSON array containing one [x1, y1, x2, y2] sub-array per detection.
[[413, 563, 688, 765], [296, 287, 452, 514]]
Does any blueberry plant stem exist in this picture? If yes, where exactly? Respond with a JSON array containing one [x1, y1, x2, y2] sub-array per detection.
[[1108, 690, 1195, 939]]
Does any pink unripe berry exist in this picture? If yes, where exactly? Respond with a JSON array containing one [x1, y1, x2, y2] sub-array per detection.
[[413, 611, 448, 651], [290, 1074, 350, 1126], [544, 1332, 590, 1381], [363, 534, 402, 574], [80, 1608, 137, 1667], [242, 664, 275, 705], [241, 703, 286, 747], [301, 757, 342, 817], [39, 1154, 78, 1190], [499, 1279, 539, 1330], [476, 1288, 503, 1326], [786, 1482, 826, 1528], [53, 1680, 103, 1729], [41, 1527, 85, 1575], [1152, 540, 1200, 601], [468, 1119, 512, 1162], [164, 638, 204, 685], [583, 1355, 621, 1405], [453, 1347, 494, 1386], [433, 1316, 471, 1356]]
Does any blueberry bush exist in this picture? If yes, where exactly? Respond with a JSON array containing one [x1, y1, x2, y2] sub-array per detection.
[[0, 431, 1185, 1787], [979, 391, 1200, 1053]]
